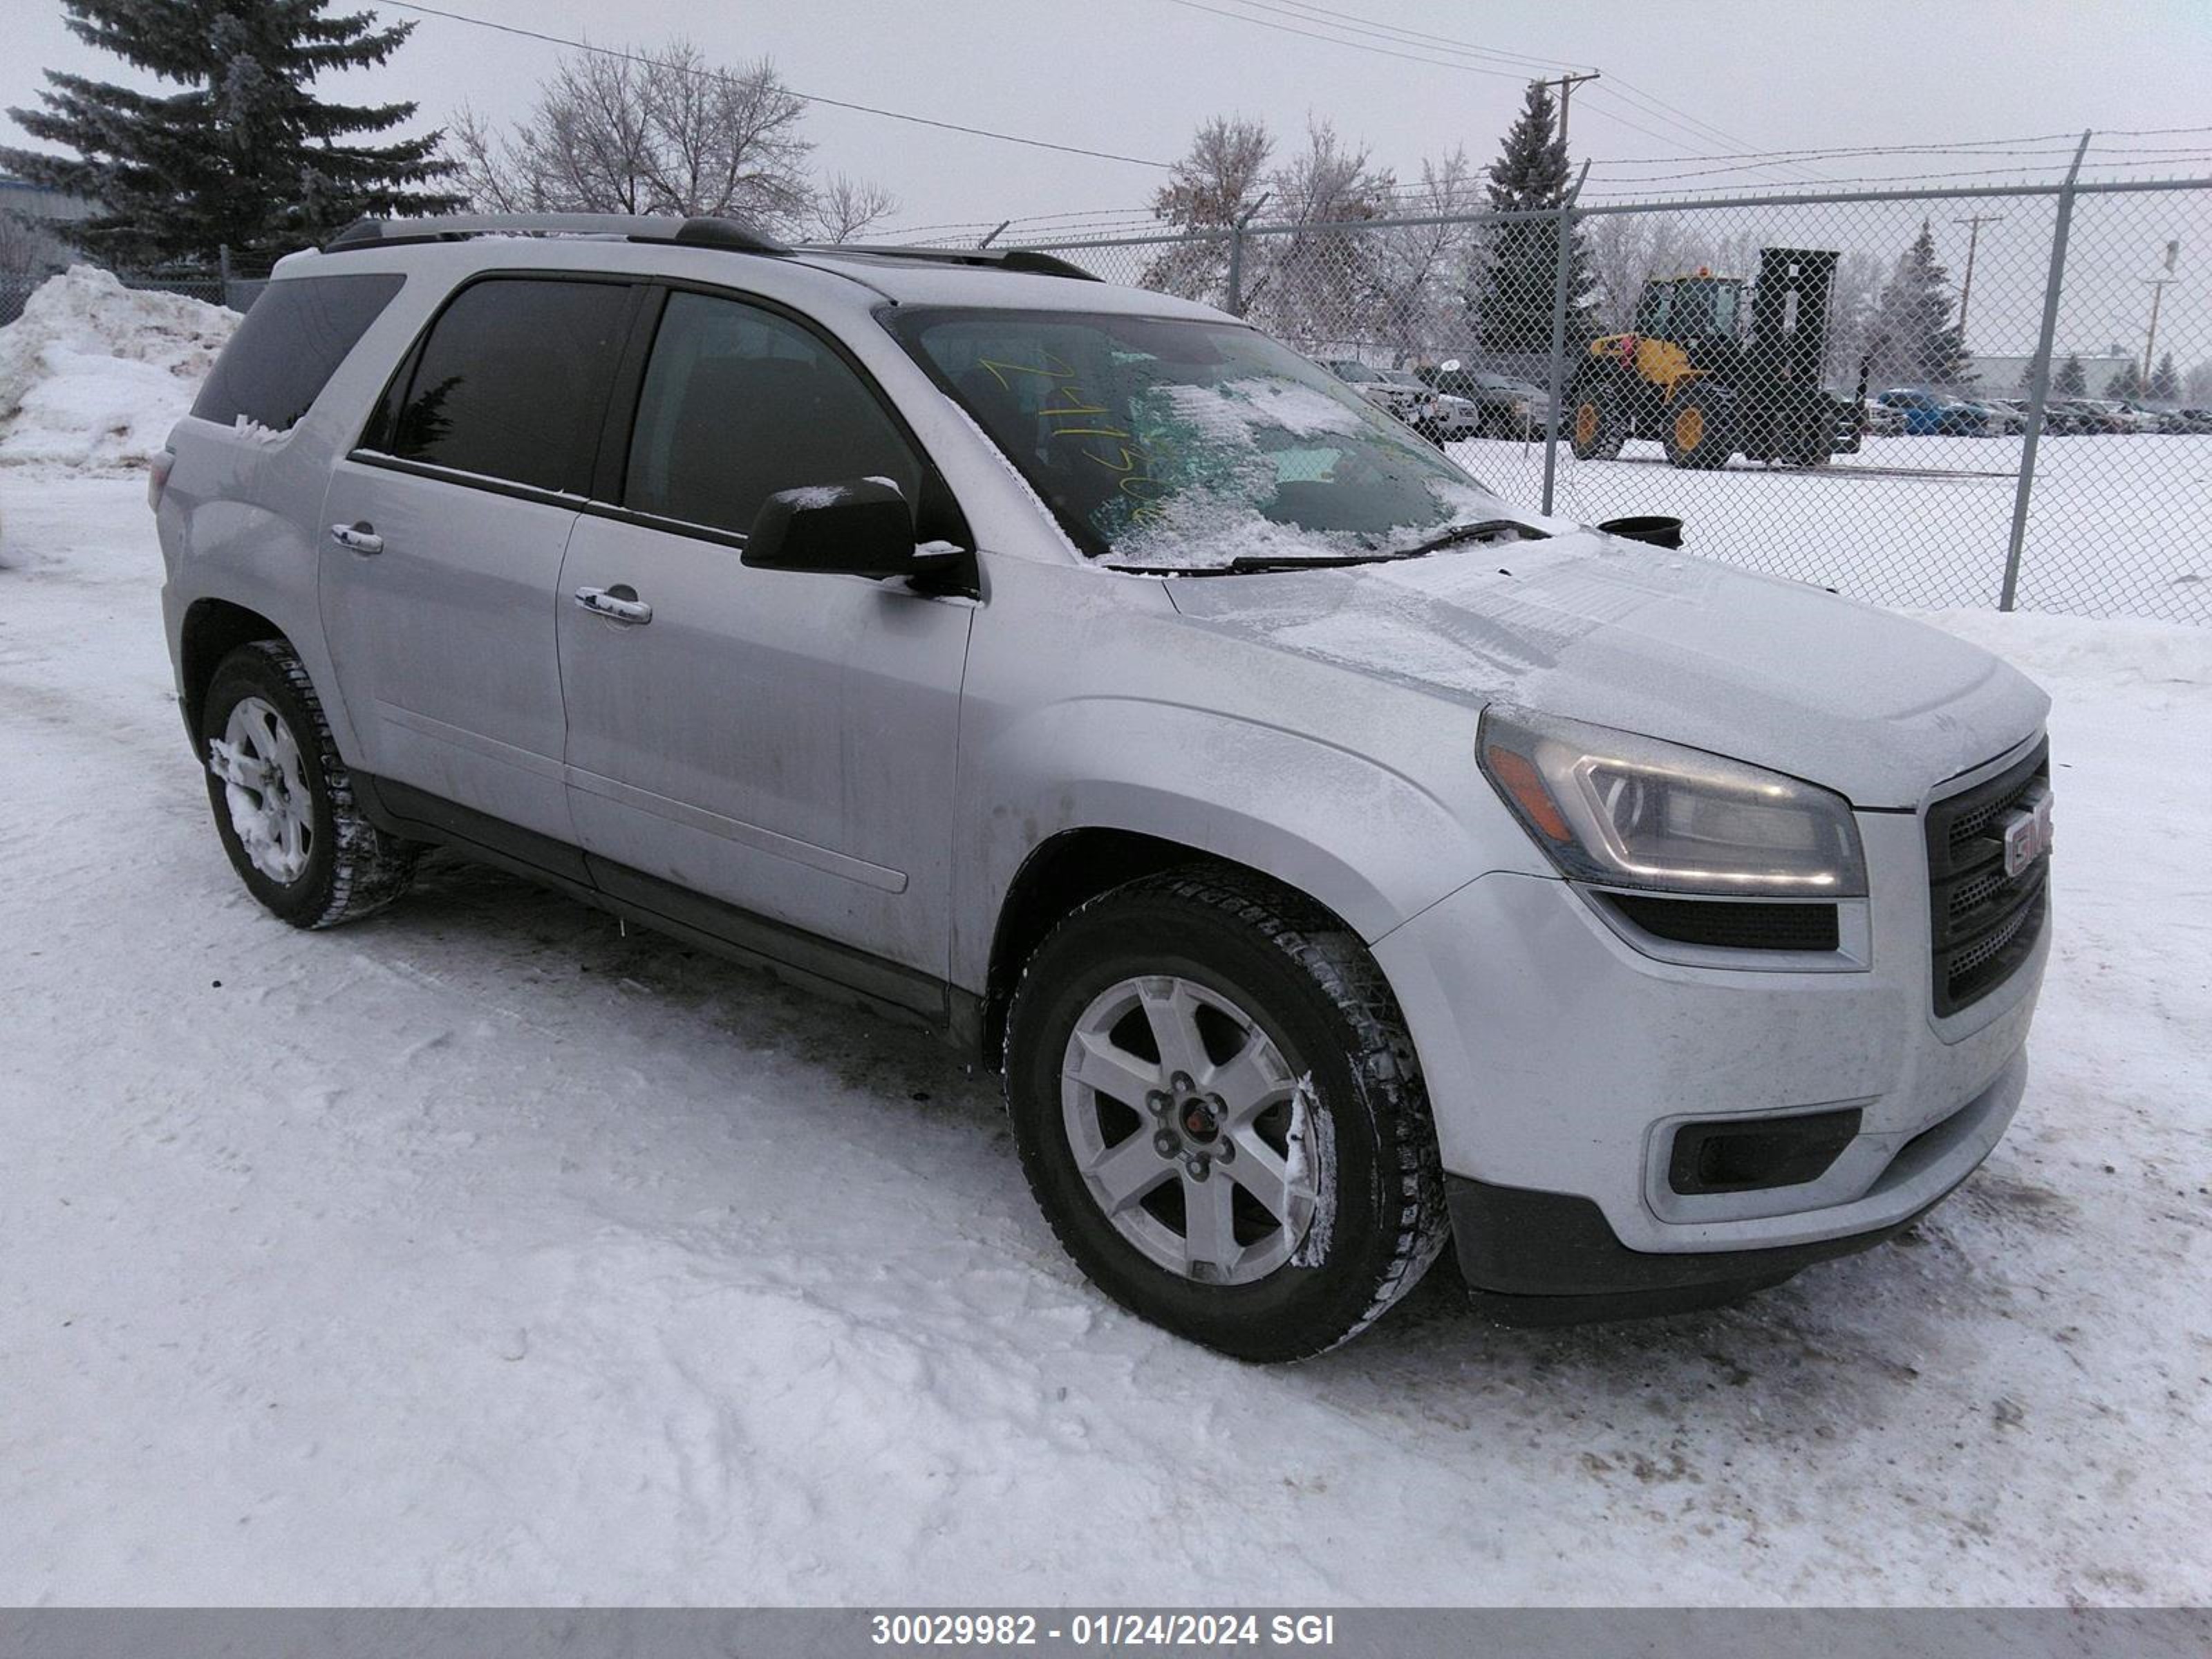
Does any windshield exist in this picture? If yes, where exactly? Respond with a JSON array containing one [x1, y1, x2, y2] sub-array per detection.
[[888, 308, 1504, 569], [1670, 278, 1743, 339]]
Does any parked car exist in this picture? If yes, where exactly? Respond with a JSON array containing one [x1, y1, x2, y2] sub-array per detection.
[[1875, 387, 1996, 436], [2045, 398, 2119, 434], [1318, 359, 1441, 435], [156, 213, 2054, 1360], [1859, 397, 1907, 437], [1959, 398, 2026, 436], [2115, 398, 2198, 434], [2081, 398, 2159, 433], [1421, 365, 1557, 438]]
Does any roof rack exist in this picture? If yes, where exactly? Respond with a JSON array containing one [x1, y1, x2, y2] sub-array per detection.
[[321, 213, 790, 256], [802, 244, 1102, 283]]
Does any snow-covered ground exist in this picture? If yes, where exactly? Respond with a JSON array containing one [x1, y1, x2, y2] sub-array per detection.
[[1454, 430, 2212, 626], [2, 469, 2207, 1606]]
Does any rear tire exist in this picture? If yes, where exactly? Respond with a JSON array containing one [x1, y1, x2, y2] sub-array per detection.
[[200, 640, 420, 929], [1566, 375, 1626, 460], [1002, 870, 1448, 1362]]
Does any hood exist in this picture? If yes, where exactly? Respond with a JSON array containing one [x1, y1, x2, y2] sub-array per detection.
[[1164, 529, 2049, 808]]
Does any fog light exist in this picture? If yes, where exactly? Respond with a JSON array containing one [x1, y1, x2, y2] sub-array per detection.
[[1667, 1107, 1862, 1195]]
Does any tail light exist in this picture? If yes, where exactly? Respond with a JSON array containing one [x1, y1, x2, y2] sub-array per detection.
[[147, 449, 175, 512]]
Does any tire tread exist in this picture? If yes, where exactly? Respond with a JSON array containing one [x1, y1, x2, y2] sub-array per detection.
[[218, 640, 419, 928]]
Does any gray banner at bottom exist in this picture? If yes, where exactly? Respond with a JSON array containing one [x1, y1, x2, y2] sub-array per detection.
[[1, 1609, 2207, 1659]]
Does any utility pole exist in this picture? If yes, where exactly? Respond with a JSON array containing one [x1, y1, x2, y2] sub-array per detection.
[[1951, 214, 2003, 339], [2141, 238, 2181, 391], [1544, 71, 1601, 146]]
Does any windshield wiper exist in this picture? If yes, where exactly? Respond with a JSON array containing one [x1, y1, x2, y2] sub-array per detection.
[[1217, 519, 1548, 573], [1102, 518, 1547, 577], [1380, 518, 1547, 559]]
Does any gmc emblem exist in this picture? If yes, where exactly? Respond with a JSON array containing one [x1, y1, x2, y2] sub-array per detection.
[[2002, 789, 2054, 879]]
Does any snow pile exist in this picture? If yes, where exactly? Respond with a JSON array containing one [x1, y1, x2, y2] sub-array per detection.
[[0, 265, 236, 470], [1921, 606, 2212, 691]]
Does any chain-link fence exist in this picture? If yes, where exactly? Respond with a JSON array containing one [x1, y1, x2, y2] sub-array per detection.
[[977, 172, 2211, 626], [0, 267, 268, 328]]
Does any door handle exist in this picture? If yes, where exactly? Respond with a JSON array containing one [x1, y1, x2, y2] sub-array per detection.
[[573, 585, 653, 625], [329, 521, 383, 555]]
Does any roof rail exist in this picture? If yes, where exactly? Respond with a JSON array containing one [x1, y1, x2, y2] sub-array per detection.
[[321, 213, 790, 256], [803, 244, 1102, 282]]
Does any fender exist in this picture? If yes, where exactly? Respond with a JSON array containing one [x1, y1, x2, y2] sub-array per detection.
[[950, 693, 1494, 995]]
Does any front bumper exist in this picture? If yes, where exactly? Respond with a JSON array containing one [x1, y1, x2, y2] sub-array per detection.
[[1444, 1052, 2023, 1323], [1373, 798, 2048, 1322]]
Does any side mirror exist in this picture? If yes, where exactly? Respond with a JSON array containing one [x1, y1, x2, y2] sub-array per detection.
[[741, 478, 966, 581]]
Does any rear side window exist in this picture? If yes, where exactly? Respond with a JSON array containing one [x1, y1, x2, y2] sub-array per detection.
[[383, 278, 633, 494], [191, 272, 404, 432], [623, 290, 922, 535]]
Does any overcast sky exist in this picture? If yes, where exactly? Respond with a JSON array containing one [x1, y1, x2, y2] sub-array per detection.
[[3, 0, 2208, 353]]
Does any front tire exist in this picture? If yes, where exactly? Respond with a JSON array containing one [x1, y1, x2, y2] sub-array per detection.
[[200, 640, 420, 928], [1002, 870, 1448, 1362], [1663, 385, 1736, 469]]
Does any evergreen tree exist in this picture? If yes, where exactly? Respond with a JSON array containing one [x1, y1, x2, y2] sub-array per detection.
[[1, 1, 459, 270], [1472, 80, 1594, 359], [2053, 353, 2088, 397], [2107, 359, 2146, 400], [2149, 350, 2181, 402], [1866, 220, 1974, 387]]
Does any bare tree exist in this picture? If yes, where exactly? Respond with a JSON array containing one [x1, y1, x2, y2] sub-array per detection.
[[0, 211, 73, 278], [1141, 115, 1273, 303], [1367, 147, 1483, 364], [807, 172, 899, 244], [456, 41, 814, 230], [1257, 119, 1394, 351], [1582, 213, 1704, 331]]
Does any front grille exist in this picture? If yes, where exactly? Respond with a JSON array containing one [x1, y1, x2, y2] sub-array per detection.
[[1924, 739, 2050, 1016]]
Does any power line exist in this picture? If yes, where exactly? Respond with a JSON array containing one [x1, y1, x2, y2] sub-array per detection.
[[376, 1, 1174, 170], [1145, 0, 1545, 79], [1586, 137, 2192, 167], [1170, 0, 1832, 185], [1582, 84, 1833, 186], [1217, 0, 1594, 72], [1580, 156, 2212, 196]]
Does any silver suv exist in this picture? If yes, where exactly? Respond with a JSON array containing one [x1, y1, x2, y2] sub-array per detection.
[[156, 214, 2054, 1360]]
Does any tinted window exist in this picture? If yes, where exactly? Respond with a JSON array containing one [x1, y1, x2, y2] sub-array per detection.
[[623, 292, 922, 535], [191, 272, 404, 432], [386, 278, 632, 493]]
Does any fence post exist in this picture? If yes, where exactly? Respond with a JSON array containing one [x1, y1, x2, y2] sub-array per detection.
[[1540, 160, 1591, 517], [2000, 131, 2092, 612], [1225, 194, 1270, 319]]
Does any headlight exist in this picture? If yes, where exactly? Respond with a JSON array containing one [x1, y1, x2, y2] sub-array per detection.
[[1477, 705, 1866, 896]]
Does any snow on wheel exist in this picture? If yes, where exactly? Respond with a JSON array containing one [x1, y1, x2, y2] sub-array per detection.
[[1002, 869, 1447, 1362], [200, 639, 420, 929]]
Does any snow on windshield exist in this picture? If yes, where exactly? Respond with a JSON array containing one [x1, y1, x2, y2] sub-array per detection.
[[1102, 377, 1509, 571], [1155, 377, 1368, 442]]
